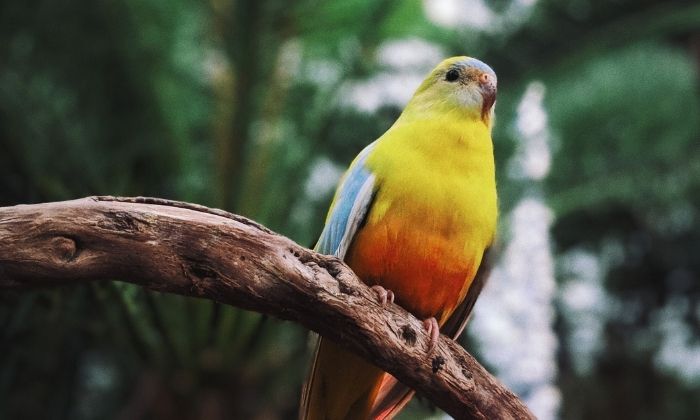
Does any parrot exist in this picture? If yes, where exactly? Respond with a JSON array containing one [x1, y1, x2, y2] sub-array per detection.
[[300, 56, 498, 420]]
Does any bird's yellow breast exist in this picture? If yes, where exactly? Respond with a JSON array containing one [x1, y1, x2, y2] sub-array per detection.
[[345, 117, 497, 322]]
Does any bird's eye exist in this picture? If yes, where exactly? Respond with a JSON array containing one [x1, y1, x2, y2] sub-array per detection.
[[445, 69, 460, 82]]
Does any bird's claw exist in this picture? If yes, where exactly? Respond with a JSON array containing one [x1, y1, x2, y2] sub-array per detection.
[[423, 317, 440, 354], [370, 285, 395, 306]]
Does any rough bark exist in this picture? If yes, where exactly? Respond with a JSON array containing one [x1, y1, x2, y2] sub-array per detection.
[[0, 196, 535, 420]]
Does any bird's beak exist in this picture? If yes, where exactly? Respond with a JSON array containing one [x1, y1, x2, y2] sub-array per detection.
[[479, 73, 497, 123]]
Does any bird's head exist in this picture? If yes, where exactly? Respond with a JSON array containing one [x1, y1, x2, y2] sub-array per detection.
[[409, 56, 497, 126]]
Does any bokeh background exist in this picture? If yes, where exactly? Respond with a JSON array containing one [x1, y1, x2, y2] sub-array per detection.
[[1, 0, 700, 419]]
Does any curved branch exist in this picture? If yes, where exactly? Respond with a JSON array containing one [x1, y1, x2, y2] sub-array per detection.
[[0, 196, 534, 420]]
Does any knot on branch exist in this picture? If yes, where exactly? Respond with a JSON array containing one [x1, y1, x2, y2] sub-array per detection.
[[51, 236, 77, 262], [400, 325, 417, 346], [320, 258, 361, 297], [432, 355, 446, 373], [182, 257, 220, 296], [297, 252, 361, 298]]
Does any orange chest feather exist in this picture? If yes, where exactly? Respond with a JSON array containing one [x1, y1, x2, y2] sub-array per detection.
[[345, 212, 483, 323]]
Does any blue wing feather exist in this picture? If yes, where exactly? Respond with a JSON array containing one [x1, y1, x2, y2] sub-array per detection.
[[315, 142, 377, 258]]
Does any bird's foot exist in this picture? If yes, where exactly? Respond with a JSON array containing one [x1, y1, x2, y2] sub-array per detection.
[[422, 317, 440, 353], [370, 285, 395, 306]]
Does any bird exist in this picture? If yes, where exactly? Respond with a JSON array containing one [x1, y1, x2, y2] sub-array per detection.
[[300, 56, 498, 420]]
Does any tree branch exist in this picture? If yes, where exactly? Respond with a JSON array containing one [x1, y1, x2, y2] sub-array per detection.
[[0, 196, 534, 420]]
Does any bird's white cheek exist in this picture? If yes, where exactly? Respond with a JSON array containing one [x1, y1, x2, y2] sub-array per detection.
[[454, 88, 482, 110]]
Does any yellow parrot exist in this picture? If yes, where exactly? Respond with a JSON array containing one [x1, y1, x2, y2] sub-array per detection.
[[300, 56, 498, 420]]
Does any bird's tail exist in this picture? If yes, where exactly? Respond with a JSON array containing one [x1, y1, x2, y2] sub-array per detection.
[[300, 337, 414, 420]]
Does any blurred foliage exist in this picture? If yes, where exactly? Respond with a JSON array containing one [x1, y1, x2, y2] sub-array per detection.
[[1, 0, 699, 419]]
